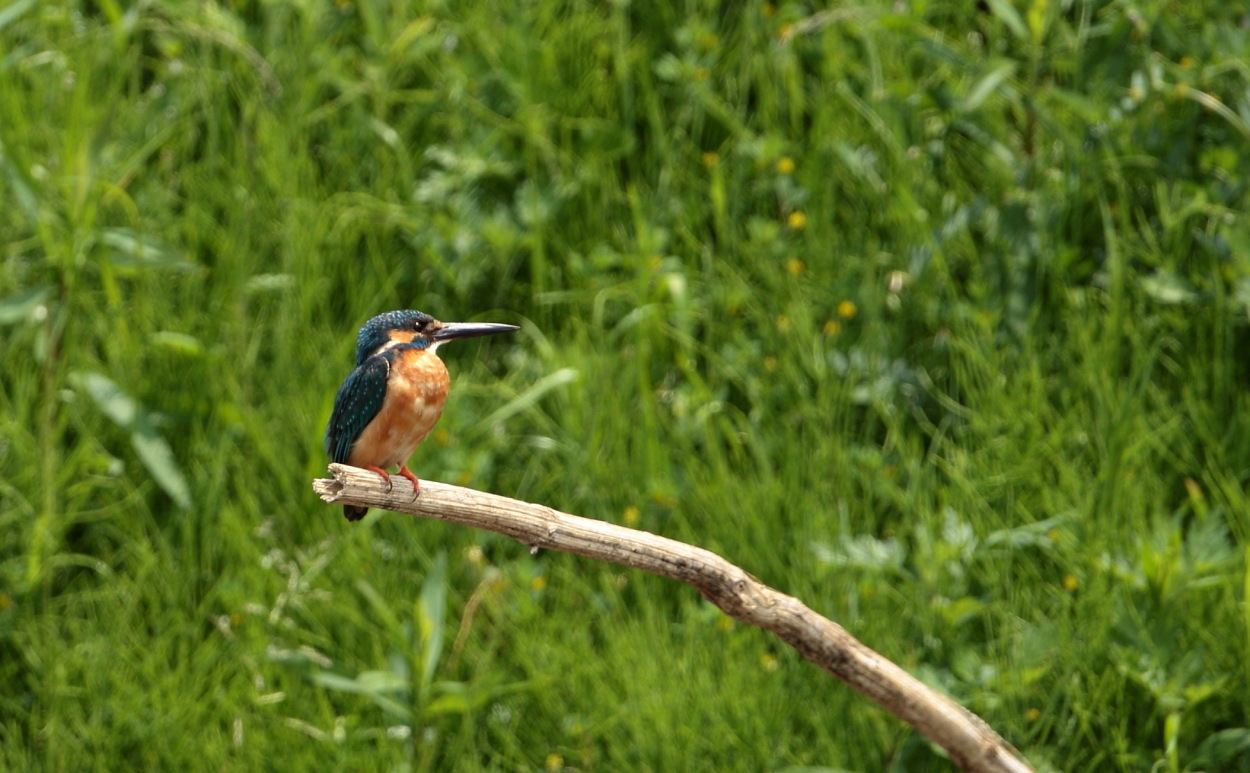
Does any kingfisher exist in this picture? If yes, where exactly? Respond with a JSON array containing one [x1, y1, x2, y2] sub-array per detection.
[[324, 309, 518, 521]]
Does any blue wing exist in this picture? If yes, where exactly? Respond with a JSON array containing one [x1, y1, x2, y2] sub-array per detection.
[[324, 354, 391, 464]]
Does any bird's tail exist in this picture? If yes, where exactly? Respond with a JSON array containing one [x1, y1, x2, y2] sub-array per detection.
[[344, 505, 369, 522]]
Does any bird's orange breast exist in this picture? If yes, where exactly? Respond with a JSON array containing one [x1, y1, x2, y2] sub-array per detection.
[[347, 347, 450, 470]]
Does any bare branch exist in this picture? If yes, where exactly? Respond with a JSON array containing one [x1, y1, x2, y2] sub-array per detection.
[[313, 464, 1034, 773]]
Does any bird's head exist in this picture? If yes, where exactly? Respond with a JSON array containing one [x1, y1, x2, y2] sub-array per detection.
[[354, 309, 518, 364]]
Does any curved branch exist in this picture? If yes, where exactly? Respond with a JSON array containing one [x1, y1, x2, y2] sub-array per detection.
[[313, 464, 1034, 773]]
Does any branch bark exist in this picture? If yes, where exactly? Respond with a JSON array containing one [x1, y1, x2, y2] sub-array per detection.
[[313, 464, 1034, 773]]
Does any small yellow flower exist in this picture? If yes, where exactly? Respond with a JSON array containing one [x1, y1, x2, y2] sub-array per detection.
[[622, 506, 641, 526], [822, 320, 841, 336], [1062, 574, 1079, 592], [778, 22, 794, 39], [1183, 478, 1203, 502], [1179, 56, 1194, 69], [434, 427, 451, 445], [531, 575, 547, 591], [544, 753, 563, 771], [786, 258, 805, 275], [787, 211, 807, 229], [1026, 707, 1041, 722], [776, 156, 795, 175], [702, 151, 719, 168], [716, 615, 735, 633], [837, 300, 857, 319], [760, 654, 779, 672], [775, 314, 791, 333], [762, 3, 776, 18], [762, 356, 778, 373]]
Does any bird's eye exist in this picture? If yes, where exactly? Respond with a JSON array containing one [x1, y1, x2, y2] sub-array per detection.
[[413, 320, 425, 331]]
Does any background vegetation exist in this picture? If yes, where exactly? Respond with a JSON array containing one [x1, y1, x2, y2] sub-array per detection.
[[2, 0, 1249, 770]]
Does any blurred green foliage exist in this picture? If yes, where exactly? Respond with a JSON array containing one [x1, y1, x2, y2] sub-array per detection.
[[2, 0, 1249, 770]]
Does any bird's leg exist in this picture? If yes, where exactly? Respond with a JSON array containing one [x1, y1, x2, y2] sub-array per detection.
[[396, 464, 420, 496], [360, 464, 393, 492]]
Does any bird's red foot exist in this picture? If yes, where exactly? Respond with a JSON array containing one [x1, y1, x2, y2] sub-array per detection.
[[397, 464, 420, 495], [361, 464, 393, 491]]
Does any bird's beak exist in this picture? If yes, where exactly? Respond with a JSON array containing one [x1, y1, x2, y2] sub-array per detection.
[[432, 321, 520, 342]]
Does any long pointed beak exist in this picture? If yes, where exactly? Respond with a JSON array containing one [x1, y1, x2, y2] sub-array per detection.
[[432, 321, 519, 342]]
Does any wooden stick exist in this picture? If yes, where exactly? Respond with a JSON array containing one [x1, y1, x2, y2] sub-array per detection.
[[313, 464, 1034, 773]]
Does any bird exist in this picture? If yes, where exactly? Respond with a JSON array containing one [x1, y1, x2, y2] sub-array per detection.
[[324, 309, 518, 521]]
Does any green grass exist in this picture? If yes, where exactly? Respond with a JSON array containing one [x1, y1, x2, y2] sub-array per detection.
[[2, 0, 1249, 770]]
